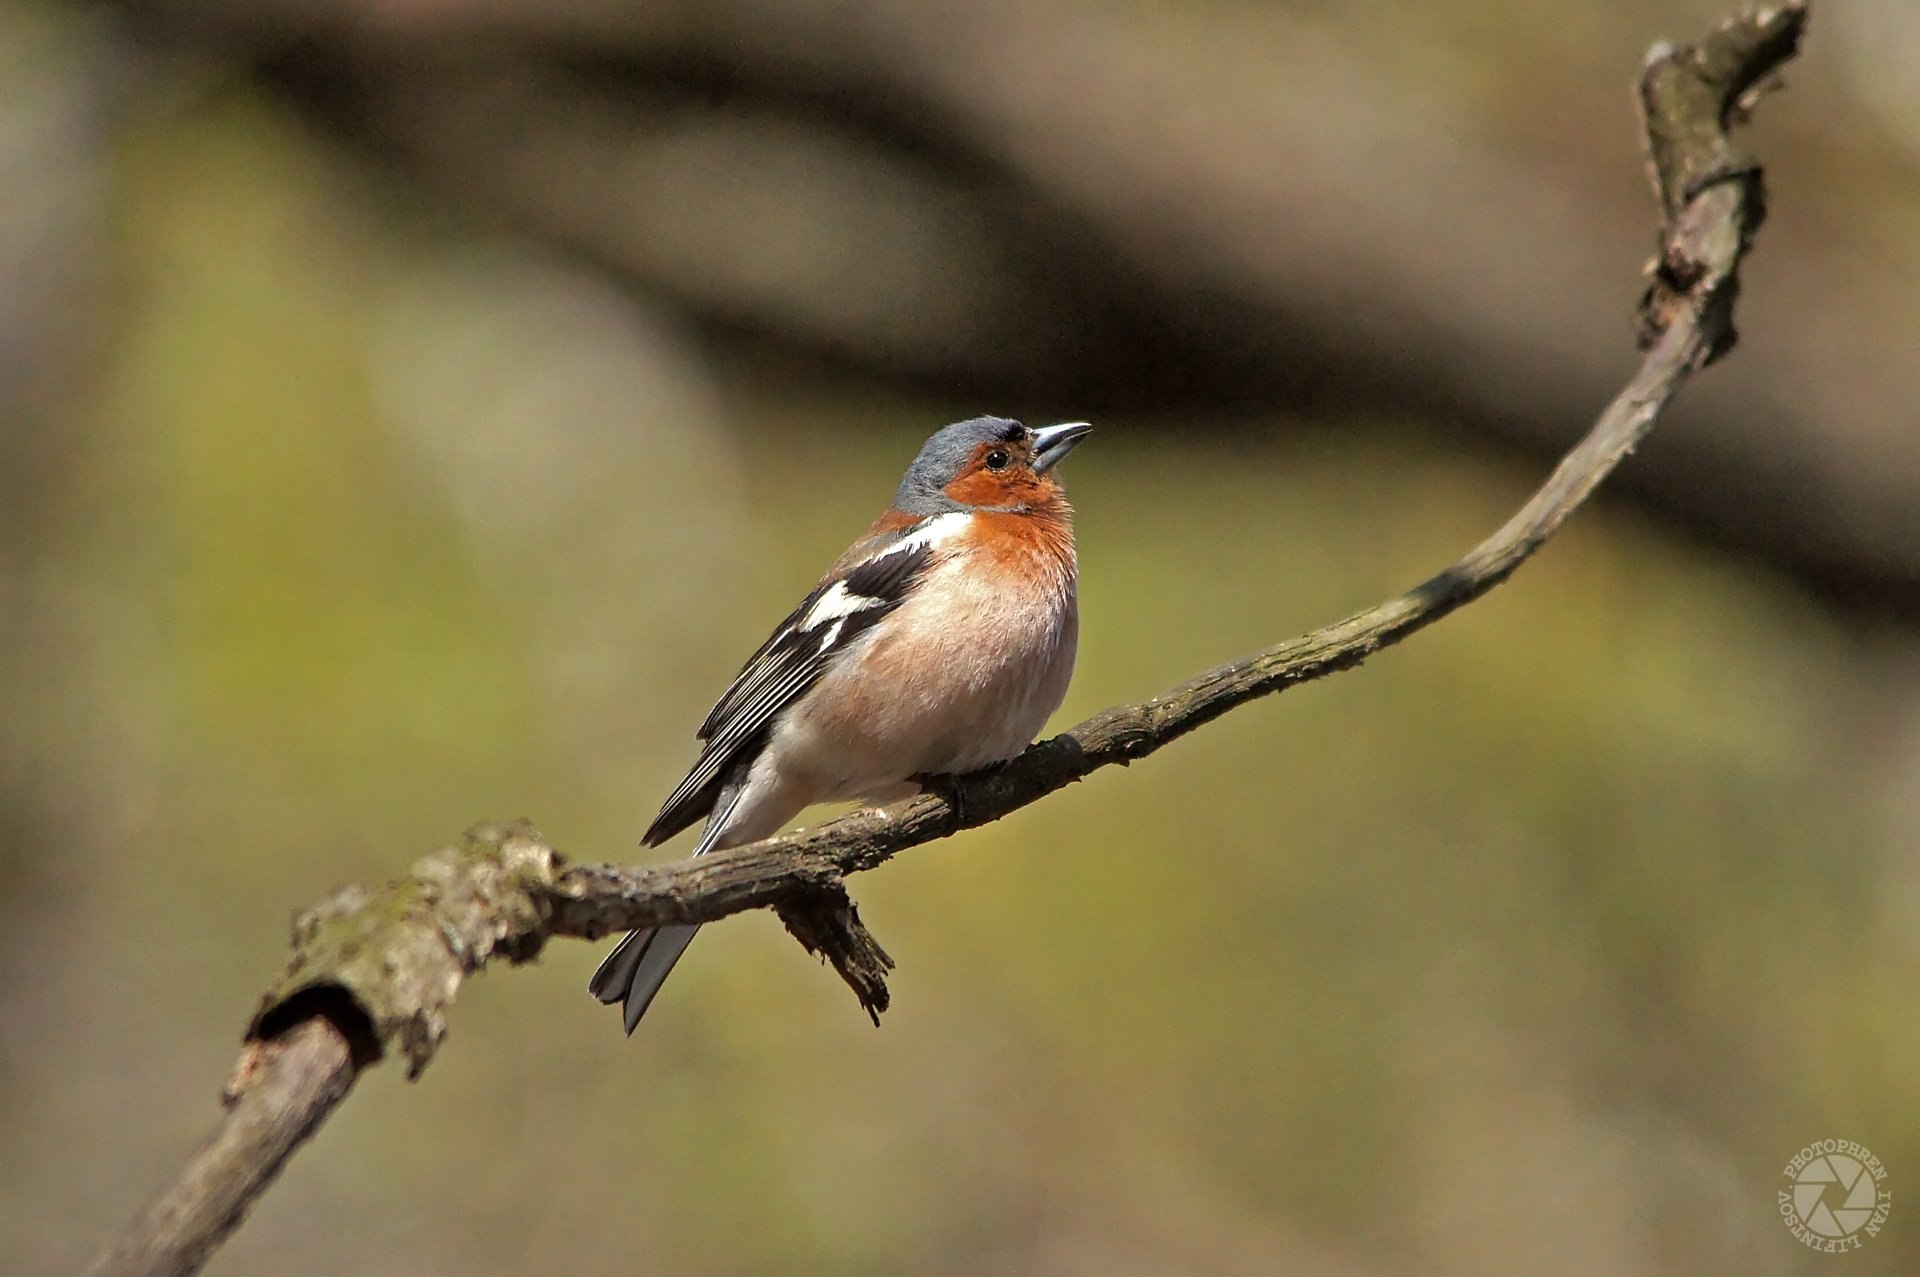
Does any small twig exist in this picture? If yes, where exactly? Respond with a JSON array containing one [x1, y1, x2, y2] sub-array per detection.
[[83, 6, 1808, 1275], [776, 886, 897, 1025]]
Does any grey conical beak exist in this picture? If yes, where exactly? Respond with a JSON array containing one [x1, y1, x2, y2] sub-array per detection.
[[1031, 421, 1092, 472]]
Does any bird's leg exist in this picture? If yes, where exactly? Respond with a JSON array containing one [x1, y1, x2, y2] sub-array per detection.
[[913, 771, 966, 823], [914, 759, 1011, 826]]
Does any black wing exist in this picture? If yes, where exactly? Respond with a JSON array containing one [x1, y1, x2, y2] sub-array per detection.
[[642, 525, 941, 846]]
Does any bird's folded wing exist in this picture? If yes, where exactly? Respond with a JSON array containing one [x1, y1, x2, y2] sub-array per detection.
[[643, 515, 956, 846]]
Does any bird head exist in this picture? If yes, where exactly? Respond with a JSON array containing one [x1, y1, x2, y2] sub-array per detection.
[[894, 417, 1093, 515]]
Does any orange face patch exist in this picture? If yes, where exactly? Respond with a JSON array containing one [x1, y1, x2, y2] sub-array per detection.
[[942, 440, 1066, 511]]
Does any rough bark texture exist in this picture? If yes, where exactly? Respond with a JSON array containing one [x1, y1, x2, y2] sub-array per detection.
[[84, 6, 1808, 1275]]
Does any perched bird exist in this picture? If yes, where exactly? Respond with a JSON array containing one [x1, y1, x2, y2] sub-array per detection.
[[591, 416, 1092, 1032]]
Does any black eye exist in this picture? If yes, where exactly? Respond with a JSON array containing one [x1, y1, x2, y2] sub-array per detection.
[[984, 449, 1012, 470]]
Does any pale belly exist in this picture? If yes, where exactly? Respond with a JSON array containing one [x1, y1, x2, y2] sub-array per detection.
[[762, 556, 1078, 802]]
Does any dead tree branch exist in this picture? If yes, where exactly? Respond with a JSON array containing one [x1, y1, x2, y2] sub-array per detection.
[[145, 0, 1904, 608], [84, 6, 1808, 1276]]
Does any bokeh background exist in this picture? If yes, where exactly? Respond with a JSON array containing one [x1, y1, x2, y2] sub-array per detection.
[[5, 1, 1918, 1273]]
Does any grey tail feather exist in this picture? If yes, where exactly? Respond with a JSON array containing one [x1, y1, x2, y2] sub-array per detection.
[[588, 795, 736, 1034], [589, 923, 702, 1034]]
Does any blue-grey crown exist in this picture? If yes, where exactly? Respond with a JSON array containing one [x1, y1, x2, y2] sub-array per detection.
[[893, 416, 1029, 514]]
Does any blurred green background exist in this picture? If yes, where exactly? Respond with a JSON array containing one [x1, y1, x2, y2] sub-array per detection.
[[4, 1, 1917, 1274]]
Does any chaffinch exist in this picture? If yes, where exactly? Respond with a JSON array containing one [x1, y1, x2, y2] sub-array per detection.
[[590, 416, 1093, 1032]]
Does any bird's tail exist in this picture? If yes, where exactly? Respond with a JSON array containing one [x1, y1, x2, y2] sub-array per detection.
[[590, 795, 740, 1033], [588, 923, 701, 1034]]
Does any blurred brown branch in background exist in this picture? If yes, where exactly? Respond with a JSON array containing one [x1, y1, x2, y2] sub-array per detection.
[[85, 5, 1808, 1276], [132, 0, 1911, 612]]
